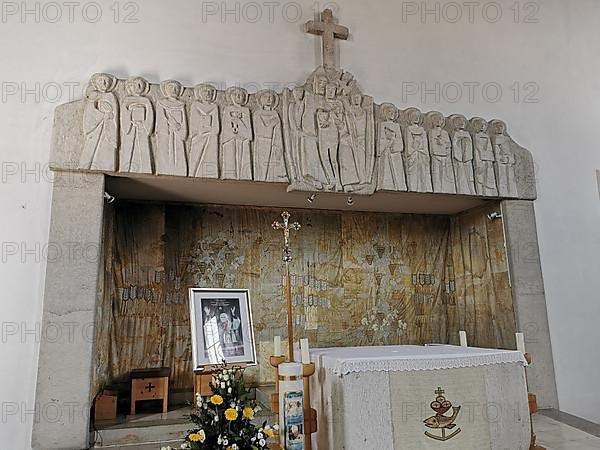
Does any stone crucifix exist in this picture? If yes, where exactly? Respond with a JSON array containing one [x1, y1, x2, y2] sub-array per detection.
[[304, 9, 349, 69], [272, 211, 301, 360]]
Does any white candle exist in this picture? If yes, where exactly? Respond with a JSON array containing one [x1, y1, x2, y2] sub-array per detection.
[[459, 330, 468, 347], [516, 332, 526, 354], [278, 362, 305, 448], [300, 338, 310, 364], [274, 335, 282, 356]]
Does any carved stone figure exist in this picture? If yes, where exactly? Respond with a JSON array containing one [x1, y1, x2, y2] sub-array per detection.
[[376, 104, 406, 191], [490, 119, 518, 197], [471, 117, 498, 196], [286, 86, 306, 181], [253, 90, 287, 182], [427, 111, 455, 194], [298, 84, 325, 188], [345, 92, 368, 185], [318, 82, 344, 190], [190, 84, 220, 178], [80, 73, 119, 171], [338, 100, 360, 190], [221, 87, 253, 180], [155, 80, 188, 176], [449, 114, 475, 195], [403, 108, 433, 192], [120, 77, 154, 174], [317, 107, 340, 189]]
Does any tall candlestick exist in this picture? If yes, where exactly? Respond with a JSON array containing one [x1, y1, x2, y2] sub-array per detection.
[[300, 338, 310, 364], [274, 335, 282, 357], [459, 330, 468, 347], [516, 332, 526, 354]]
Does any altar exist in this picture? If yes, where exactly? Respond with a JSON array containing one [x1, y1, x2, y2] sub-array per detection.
[[309, 345, 530, 450]]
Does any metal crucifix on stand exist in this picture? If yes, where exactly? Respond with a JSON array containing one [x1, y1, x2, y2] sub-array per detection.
[[272, 211, 301, 361]]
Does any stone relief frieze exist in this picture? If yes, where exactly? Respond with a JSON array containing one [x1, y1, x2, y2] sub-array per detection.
[[51, 8, 536, 200]]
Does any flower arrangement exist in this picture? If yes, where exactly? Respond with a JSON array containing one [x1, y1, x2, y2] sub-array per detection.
[[167, 364, 277, 450]]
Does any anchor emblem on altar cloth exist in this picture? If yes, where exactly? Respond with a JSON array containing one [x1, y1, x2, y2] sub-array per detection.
[[424, 387, 462, 441]]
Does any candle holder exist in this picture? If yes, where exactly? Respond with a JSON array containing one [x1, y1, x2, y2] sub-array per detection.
[[269, 355, 286, 447], [523, 353, 546, 450], [302, 362, 318, 450]]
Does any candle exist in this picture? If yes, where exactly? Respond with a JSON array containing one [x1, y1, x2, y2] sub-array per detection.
[[516, 332, 526, 354], [274, 335, 282, 356], [300, 338, 310, 364], [459, 330, 468, 347]]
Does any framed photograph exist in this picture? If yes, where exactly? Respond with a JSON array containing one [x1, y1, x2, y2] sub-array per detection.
[[189, 288, 257, 370]]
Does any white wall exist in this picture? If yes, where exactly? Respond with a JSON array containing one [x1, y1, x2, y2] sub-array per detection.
[[1, 0, 599, 447]]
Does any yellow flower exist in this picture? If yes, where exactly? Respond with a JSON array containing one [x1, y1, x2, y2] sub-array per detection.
[[264, 428, 275, 438], [224, 408, 239, 421], [210, 394, 223, 405], [243, 407, 255, 419], [188, 430, 205, 442]]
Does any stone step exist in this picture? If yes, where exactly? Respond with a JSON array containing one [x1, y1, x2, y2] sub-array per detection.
[[93, 397, 276, 448]]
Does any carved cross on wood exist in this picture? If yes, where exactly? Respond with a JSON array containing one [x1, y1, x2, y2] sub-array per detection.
[[304, 9, 349, 69], [145, 382, 156, 392], [272, 211, 301, 263]]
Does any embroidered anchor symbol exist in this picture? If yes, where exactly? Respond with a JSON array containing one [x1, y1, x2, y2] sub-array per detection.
[[424, 387, 462, 441]]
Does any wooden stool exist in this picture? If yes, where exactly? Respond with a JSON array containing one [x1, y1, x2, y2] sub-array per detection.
[[95, 389, 118, 421], [130, 367, 170, 416], [194, 370, 215, 398], [193, 364, 248, 400]]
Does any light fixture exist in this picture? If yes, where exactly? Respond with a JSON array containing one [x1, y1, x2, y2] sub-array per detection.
[[307, 193, 317, 204], [347, 196, 354, 206], [104, 192, 115, 204]]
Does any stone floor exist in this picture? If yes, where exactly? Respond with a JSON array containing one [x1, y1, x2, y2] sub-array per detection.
[[536, 413, 600, 450], [93, 408, 600, 449]]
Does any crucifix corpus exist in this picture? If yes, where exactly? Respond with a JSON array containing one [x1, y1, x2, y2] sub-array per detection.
[[304, 8, 349, 69], [272, 211, 301, 361]]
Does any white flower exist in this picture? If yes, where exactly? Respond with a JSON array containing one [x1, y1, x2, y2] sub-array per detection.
[[228, 387, 232, 393], [223, 374, 229, 381], [273, 424, 279, 431], [221, 382, 226, 389], [259, 438, 266, 446], [223, 438, 228, 445], [217, 436, 222, 444], [257, 432, 263, 439], [180, 443, 190, 449], [231, 445, 238, 450], [214, 415, 219, 422]]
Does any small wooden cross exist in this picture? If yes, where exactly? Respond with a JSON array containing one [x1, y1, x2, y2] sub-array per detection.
[[272, 211, 301, 263], [304, 9, 349, 69], [145, 382, 156, 392], [435, 387, 445, 397]]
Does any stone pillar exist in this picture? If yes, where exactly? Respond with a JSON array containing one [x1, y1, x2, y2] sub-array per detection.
[[32, 172, 105, 450], [501, 200, 559, 409]]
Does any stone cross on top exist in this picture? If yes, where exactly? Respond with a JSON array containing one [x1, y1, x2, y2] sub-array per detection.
[[304, 9, 349, 69]]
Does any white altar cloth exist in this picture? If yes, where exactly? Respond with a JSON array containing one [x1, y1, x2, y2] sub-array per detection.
[[309, 345, 530, 450]]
